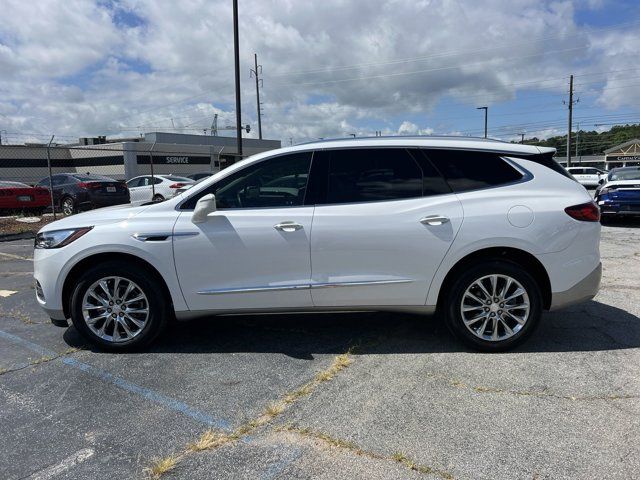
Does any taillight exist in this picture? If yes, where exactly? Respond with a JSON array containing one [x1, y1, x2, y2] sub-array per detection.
[[565, 202, 600, 222], [78, 182, 101, 189], [169, 183, 187, 189]]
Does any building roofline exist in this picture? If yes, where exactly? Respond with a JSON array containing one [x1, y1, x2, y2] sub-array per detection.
[[603, 138, 640, 154]]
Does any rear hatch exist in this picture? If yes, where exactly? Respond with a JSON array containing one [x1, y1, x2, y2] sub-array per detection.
[[86, 181, 128, 196], [0, 186, 49, 206], [602, 181, 640, 211]]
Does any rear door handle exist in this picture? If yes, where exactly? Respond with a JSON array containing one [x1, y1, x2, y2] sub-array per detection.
[[274, 221, 303, 232], [420, 215, 450, 226]]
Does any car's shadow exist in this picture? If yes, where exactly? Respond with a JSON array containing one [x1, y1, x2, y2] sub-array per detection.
[[64, 300, 640, 358], [601, 218, 640, 228]]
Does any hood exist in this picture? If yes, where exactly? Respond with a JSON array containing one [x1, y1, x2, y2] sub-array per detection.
[[40, 203, 151, 232]]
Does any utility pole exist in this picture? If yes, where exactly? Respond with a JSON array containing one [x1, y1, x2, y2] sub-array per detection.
[[575, 122, 580, 161], [520, 133, 525, 144], [232, 0, 242, 156], [250, 53, 263, 139], [46, 136, 56, 220], [566, 74, 574, 167], [477, 106, 488, 138]]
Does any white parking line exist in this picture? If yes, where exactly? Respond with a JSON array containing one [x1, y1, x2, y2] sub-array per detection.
[[26, 448, 95, 480], [0, 252, 33, 261], [0, 290, 17, 297]]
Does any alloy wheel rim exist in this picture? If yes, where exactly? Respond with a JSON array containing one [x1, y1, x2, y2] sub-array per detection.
[[460, 274, 530, 342], [82, 276, 149, 343], [62, 199, 74, 215]]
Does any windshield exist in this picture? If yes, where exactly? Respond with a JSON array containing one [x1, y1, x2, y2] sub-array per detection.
[[164, 175, 192, 182], [609, 170, 640, 181], [72, 174, 113, 181], [0, 181, 29, 187]]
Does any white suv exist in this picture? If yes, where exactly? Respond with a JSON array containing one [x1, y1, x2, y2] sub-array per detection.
[[33, 137, 601, 352], [566, 167, 607, 188]]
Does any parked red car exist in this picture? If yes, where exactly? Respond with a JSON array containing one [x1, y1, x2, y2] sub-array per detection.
[[0, 181, 51, 214]]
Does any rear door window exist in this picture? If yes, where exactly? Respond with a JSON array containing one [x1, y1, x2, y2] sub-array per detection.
[[324, 148, 423, 204], [424, 150, 524, 193]]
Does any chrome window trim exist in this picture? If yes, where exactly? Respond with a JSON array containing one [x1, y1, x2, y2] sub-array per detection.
[[197, 278, 413, 295]]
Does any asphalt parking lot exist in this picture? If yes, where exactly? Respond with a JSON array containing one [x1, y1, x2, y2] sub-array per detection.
[[1, 223, 639, 480]]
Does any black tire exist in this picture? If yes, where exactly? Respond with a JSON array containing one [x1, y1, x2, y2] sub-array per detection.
[[152, 194, 164, 202], [443, 260, 542, 352], [61, 196, 75, 215], [70, 261, 169, 351], [600, 214, 615, 226]]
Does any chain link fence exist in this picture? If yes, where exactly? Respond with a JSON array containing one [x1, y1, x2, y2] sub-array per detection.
[[0, 141, 243, 220]]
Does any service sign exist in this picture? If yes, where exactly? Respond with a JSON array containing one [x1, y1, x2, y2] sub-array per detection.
[[136, 155, 211, 165]]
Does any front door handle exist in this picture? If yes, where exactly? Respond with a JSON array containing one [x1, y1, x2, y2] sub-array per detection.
[[420, 215, 450, 226], [274, 221, 303, 232]]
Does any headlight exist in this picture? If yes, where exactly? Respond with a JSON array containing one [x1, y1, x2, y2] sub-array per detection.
[[34, 227, 93, 249]]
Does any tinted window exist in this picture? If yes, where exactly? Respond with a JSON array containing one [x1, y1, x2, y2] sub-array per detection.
[[52, 175, 68, 186], [425, 150, 524, 192], [72, 174, 112, 181], [325, 148, 423, 204], [585, 168, 599, 175], [0, 181, 29, 188], [182, 152, 312, 209], [126, 178, 141, 187], [164, 175, 191, 182]]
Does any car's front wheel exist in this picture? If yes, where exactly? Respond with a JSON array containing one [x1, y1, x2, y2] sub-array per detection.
[[444, 260, 542, 352], [70, 261, 169, 351], [61, 196, 75, 215]]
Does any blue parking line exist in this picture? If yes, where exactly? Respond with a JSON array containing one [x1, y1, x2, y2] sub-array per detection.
[[62, 357, 229, 429], [0, 329, 56, 357], [0, 329, 230, 430], [260, 447, 303, 480]]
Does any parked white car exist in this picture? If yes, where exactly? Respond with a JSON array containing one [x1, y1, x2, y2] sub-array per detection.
[[33, 137, 601, 352], [566, 167, 607, 188], [126, 174, 194, 202]]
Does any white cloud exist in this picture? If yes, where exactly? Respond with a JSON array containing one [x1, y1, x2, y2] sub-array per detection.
[[0, 0, 638, 145]]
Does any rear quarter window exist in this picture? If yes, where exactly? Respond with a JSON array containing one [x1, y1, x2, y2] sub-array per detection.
[[424, 150, 524, 193]]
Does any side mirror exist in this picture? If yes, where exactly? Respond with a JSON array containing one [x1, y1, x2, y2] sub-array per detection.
[[192, 194, 217, 224]]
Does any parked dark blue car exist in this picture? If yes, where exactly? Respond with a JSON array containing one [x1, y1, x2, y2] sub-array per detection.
[[595, 167, 640, 221]]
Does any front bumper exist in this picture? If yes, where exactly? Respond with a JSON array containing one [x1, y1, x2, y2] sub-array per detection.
[[549, 262, 602, 311]]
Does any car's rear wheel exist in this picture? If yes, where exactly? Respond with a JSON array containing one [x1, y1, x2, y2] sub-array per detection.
[[70, 261, 169, 351], [61, 196, 75, 215], [444, 260, 542, 352], [152, 194, 164, 202]]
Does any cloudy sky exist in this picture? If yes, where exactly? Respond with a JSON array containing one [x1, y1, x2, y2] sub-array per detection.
[[1, 0, 639, 149]]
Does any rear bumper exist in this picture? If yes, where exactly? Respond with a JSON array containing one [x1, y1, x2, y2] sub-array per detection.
[[598, 198, 640, 215], [549, 262, 601, 311], [79, 195, 130, 210]]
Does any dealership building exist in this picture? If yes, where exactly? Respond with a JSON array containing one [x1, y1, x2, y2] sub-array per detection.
[[556, 139, 640, 170], [0, 132, 281, 184]]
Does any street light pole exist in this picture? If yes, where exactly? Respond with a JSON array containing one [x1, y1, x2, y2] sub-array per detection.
[[232, 0, 242, 157], [477, 106, 488, 138]]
